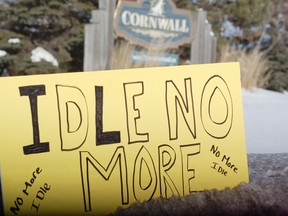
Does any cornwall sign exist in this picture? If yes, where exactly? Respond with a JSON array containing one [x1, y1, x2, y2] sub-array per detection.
[[114, 0, 194, 48]]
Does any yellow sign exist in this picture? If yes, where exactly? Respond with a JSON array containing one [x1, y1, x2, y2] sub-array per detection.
[[0, 63, 248, 215]]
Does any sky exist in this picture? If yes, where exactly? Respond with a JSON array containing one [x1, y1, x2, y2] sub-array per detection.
[[243, 88, 288, 154]]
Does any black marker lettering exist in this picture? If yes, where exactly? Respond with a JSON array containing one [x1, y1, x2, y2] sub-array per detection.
[[80, 148, 128, 212], [158, 144, 180, 198], [201, 75, 233, 139], [180, 143, 200, 195], [123, 82, 149, 144], [210, 145, 220, 157], [19, 85, 49, 154], [95, 86, 121, 145], [166, 78, 196, 140], [56, 85, 89, 151], [10, 197, 23, 215], [133, 146, 157, 202], [31, 200, 40, 212]]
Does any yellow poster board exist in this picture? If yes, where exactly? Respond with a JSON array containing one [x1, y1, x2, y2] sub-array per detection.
[[0, 63, 248, 215]]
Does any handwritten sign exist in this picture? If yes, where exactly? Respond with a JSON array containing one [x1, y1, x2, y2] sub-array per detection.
[[0, 63, 249, 215]]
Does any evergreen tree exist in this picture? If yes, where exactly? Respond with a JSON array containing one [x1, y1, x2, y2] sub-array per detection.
[[173, 0, 189, 8], [223, 0, 269, 29], [0, 0, 97, 75], [265, 0, 288, 91]]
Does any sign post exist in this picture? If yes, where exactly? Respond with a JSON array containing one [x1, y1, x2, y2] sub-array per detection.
[[0, 63, 248, 215], [84, 0, 115, 71]]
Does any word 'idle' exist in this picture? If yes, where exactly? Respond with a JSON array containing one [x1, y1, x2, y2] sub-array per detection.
[[19, 76, 233, 155]]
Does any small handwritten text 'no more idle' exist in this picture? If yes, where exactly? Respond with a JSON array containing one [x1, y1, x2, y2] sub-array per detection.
[[10, 167, 51, 215], [210, 145, 239, 176]]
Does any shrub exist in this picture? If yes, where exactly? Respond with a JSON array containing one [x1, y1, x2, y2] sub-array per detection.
[[220, 44, 270, 90]]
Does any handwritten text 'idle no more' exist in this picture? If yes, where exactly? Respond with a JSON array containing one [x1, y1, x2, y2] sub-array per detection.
[[17, 76, 233, 212], [18, 76, 232, 155]]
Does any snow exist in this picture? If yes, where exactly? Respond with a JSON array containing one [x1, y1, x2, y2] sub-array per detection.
[[221, 20, 243, 39], [0, 50, 7, 57], [242, 88, 288, 154], [31, 47, 59, 67], [8, 37, 20, 44]]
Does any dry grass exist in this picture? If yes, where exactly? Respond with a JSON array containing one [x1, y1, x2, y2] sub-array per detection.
[[111, 42, 133, 70], [112, 41, 271, 91], [220, 45, 271, 90]]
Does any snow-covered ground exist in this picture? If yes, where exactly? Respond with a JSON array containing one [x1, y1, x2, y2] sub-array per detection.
[[242, 88, 288, 154]]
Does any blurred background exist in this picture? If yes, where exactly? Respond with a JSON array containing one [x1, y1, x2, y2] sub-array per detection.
[[0, 0, 287, 92]]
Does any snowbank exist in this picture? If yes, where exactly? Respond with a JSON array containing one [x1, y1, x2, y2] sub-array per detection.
[[242, 88, 288, 153], [8, 37, 20, 44], [0, 50, 7, 58], [31, 47, 59, 67]]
